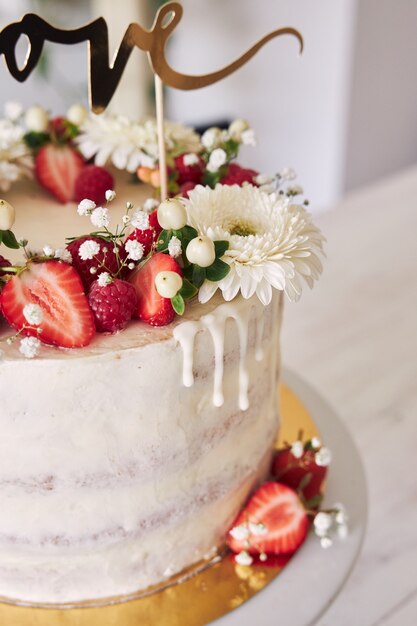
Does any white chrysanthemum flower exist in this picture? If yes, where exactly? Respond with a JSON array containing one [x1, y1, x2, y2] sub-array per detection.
[[207, 148, 227, 173], [78, 239, 100, 261], [97, 271, 112, 287], [0, 119, 33, 192], [77, 198, 96, 216], [90, 207, 109, 228], [184, 185, 325, 305], [168, 235, 182, 258], [125, 239, 144, 261], [55, 248, 72, 264], [105, 189, 116, 202], [76, 114, 201, 172], [23, 303, 43, 326], [131, 210, 150, 230], [19, 336, 41, 359]]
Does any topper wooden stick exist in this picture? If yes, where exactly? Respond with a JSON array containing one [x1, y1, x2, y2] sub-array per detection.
[[154, 74, 168, 201]]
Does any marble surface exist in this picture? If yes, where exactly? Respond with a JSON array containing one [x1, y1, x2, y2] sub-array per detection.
[[281, 166, 417, 625]]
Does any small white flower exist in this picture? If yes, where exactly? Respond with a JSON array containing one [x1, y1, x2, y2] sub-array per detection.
[[235, 551, 253, 566], [228, 118, 250, 141], [320, 536, 333, 549], [97, 271, 112, 287], [291, 440, 304, 459], [54, 248, 72, 264], [259, 552, 268, 562], [201, 127, 222, 149], [128, 262, 135, 270], [248, 522, 268, 536], [4, 101, 23, 121], [125, 239, 144, 261], [43, 245, 54, 257], [23, 303, 43, 326], [90, 207, 110, 228], [122, 215, 130, 225], [311, 437, 321, 449], [334, 504, 348, 526], [207, 148, 227, 173], [168, 235, 182, 258], [78, 239, 100, 260], [19, 336, 41, 359], [77, 198, 96, 216], [314, 512, 333, 534], [315, 447, 332, 467], [255, 173, 274, 186], [279, 167, 296, 181], [337, 524, 349, 540], [126, 201, 134, 210], [143, 198, 159, 213], [183, 153, 200, 166], [241, 128, 256, 146], [105, 189, 116, 202], [229, 525, 249, 541], [90, 267, 97, 274], [131, 210, 150, 231]]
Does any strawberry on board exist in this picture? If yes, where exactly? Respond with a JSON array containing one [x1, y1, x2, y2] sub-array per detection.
[[0, 261, 95, 348], [128, 252, 182, 326], [227, 482, 308, 556], [35, 144, 84, 203], [271, 439, 330, 504]]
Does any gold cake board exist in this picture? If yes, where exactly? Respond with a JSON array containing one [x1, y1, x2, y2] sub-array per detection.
[[1, 384, 319, 626]]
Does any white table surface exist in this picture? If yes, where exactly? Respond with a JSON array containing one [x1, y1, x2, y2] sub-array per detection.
[[281, 167, 417, 625], [213, 369, 367, 626]]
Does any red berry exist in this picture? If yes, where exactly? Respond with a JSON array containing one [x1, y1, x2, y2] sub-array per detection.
[[88, 278, 137, 333], [221, 163, 258, 186], [67, 236, 123, 292], [74, 165, 114, 205], [148, 209, 162, 236], [174, 153, 205, 185], [0, 255, 11, 277], [35, 144, 85, 203], [128, 252, 182, 326], [179, 181, 197, 198], [0, 260, 95, 348], [124, 208, 163, 259], [271, 445, 328, 502], [50, 116, 68, 141], [227, 482, 308, 557]]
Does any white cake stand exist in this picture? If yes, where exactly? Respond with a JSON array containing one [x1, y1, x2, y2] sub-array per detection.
[[213, 368, 368, 626]]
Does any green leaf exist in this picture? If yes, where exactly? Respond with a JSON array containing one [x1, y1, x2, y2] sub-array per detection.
[[171, 293, 185, 316], [179, 278, 198, 301], [298, 473, 312, 491], [214, 240, 229, 258], [23, 131, 50, 150], [205, 258, 230, 282], [192, 264, 206, 288], [156, 229, 171, 251], [305, 494, 323, 510], [2, 230, 20, 249]]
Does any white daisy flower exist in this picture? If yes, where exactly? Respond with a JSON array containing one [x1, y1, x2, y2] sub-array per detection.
[[78, 240, 100, 261], [184, 185, 325, 305], [125, 239, 144, 261], [23, 303, 43, 326], [19, 336, 41, 359], [90, 207, 110, 228], [168, 235, 182, 258]]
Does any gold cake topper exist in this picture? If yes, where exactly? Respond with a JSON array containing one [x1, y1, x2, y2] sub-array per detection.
[[0, 1, 303, 113]]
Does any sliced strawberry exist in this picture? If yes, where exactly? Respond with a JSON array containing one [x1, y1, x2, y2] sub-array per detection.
[[227, 482, 308, 556], [35, 144, 84, 203], [0, 261, 95, 348], [272, 447, 328, 502], [128, 252, 182, 326]]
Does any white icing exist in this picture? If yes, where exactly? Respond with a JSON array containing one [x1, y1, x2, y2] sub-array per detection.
[[174, 298, 265, 411]]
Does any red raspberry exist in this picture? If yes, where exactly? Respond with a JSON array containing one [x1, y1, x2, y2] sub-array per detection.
[[174, 153, 205, 185], [88, 278, 137, 333], [0, 255, 11, 277], [221, 163, 259, 186], [74, 165, 114, 205], [67, 236, 123, 291], [179, 181, 197, 198]]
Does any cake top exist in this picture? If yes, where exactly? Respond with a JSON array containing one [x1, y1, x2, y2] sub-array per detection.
[[0, 104, 324, 360]]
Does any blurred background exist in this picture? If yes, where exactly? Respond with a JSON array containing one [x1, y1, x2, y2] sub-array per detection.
[[1, 0, 417, 210]]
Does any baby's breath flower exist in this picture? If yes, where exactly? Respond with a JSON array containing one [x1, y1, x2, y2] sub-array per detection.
[[241, 128, 256, 146], [168, 235, 182, 258], [128, 262, 135, 270], [291, 440, 304, 459], [126, 201, 134, 210], [235, 551, 253, 566], [183, 153, 200, 166], [125, 239, 144, 261], [229, 525, 249, 541], [122, 215, 130, 225], [201, 127, 222, 150], [131, 210, 150, 230], [19, 336, 41, 359], [311, 437, 321, 449], [207, 148, 227, 173], [97, 271, 112, 287], [279, 167, 296, 181], [90, 207, 110, 228], [54, 248, 72, 264], [143, 198, 159, 213], [77, 198, 96, 216], [315, 447, 332, 467], [105, 189, 116, 202], [23, 303, 43, 326], [4, 101, 23, 122], [43, 245, 54, 257], [79, 239, 100, 261]]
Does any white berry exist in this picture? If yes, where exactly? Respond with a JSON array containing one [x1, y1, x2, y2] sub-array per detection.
[[66, 103, 88, 126], [186, 236, 216, 268], [157, 199, 187, 230], [155, 271, 182, 299], [0, 199, 15, 230], [25, 105, 49, 132]]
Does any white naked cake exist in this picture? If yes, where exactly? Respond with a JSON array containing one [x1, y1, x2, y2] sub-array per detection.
[[0, 106, 323, 604]]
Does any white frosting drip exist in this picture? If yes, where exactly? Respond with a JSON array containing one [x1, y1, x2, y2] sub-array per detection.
[[174, 298, 264, 411]]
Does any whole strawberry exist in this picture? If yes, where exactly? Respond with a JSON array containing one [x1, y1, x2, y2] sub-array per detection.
[[124, 208, 162, 258], [221, 163, 258, 186], [67, 236, 122, 291], [74, 165, 114, 205], [89, 275, 137, 333], [174, 153, 205, 185]]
